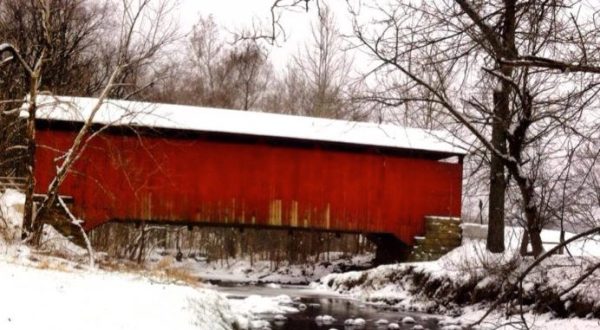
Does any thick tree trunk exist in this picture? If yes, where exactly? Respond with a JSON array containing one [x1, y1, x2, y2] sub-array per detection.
[[487, 91, 509, 253], [519, 230, 529, 255], [486, 0, 518, 253], [528, 226, 544, 257], [519, 181, 545, 257], [524, 205, 544, 257]]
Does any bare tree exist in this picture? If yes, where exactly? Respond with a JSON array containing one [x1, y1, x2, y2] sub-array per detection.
[[0, 0, 111, 99], [1, 0, 178, 257], [287, 4, 357, 119], [228, 42, 273, 110], [261, 64, 311, 115], [107, 0, 179, 100], [0, 0, 112, 194], [336, 0, 600, 257], [261, 1, 600, 257], [33, 0, 178, 247], [0, 0, 51, 245], [188, 15, 227, 106], [148, 15, 272, 110]]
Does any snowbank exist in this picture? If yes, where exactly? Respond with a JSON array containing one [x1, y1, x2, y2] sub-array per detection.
[[0, 189, 242, 329], [0, 189, 302, 330], [461, 223, 600, 257], [450, 306, 600, 330], [316, 229, 600, 323], [0, 189, 86, 258], [0, 189, 25, 245], [0, 258, 241, 330]]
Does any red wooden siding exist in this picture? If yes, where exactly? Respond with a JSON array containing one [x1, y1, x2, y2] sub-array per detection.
[[34, 126, 462, 245]]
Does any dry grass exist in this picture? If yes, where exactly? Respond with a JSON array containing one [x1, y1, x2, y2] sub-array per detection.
[[155, 255, 174, 269], [3, 244, 201, 288], [36, 258, 51, 269], [160, 267, 200, 285], [149, 256, 200, 286], [16, 251, 74, 273], [97, 255, 200, 287]]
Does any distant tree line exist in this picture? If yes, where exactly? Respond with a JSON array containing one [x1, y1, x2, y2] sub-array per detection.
[[141, 6, 366, 121]]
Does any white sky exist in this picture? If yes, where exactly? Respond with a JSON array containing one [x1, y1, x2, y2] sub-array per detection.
[[176, 0, 355, 68]]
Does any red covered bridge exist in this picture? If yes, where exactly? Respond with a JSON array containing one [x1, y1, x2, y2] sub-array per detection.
[[32, 96, 464, 259]]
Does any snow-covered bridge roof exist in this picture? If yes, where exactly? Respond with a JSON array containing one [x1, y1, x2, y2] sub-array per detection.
[[27, 95, 466, 155]]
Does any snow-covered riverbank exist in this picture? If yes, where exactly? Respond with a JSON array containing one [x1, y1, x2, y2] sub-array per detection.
[[148, 251, 374, 285], [314, 229, 600, 329]]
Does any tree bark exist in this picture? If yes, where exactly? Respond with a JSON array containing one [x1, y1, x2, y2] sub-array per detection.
[[487, 91, 508, 253], [521, 183, 544, 256], [486, 0, 518, 253], [21, 71, 39, 242], [519, 229, 529, 255]]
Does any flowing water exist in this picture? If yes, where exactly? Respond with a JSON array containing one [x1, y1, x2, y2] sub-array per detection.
[[214, 283, 441, 330]]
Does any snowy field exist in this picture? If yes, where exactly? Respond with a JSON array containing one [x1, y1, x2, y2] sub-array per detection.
[[0, 189, 300, 330], [0, 250, 308, 330], [0, 255, 238, 330]]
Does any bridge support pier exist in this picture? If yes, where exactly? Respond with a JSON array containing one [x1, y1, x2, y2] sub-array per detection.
[[366, 233, 411, 265]]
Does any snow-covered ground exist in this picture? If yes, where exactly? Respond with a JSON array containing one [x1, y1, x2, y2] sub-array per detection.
[[0, 250, 309, 330], [0, 189, 300, 330], [0, 255, 239, 330], [316, 226, 600, 329], [0, 189, 86, 258]]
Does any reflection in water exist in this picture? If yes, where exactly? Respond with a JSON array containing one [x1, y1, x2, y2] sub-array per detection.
[[215, 283, 440, 330]]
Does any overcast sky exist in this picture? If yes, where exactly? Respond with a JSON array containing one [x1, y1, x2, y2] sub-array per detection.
[[176, 0, 355, 68]]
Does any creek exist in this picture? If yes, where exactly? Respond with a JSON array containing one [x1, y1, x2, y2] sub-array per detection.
[[214, 283, 441, 330]]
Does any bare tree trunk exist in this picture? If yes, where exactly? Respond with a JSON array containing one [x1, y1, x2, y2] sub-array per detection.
[[487, 92, 507, 252], [22, 59, 43, 243], [487, 73, 512, 254], [31, 67, 122, 243], [22, 79, 38, 240], [523, 189, 544, 256], [486, 0, 517, 253], [58, 196, 94, 268], [528, 226, 544, 257], [519, 228, 529, 255], [511, 178, 544, 256]]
